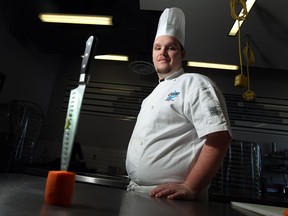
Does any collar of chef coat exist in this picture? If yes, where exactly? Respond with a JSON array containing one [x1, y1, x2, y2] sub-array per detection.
[[158, 68, 184, 83]]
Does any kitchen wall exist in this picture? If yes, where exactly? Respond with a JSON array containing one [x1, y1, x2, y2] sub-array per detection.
[[37, 56, 159, 170], [0, 17, 60, 113], [0, 17, 60, 171], [0, 16, 287, 173], [36, 54, 288, 171]]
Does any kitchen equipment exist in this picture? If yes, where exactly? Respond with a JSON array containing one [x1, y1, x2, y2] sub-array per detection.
[[231, 202, 288, 216], [0, 101, 44, 172], [209, 140, 262, 198], [44, 36, 97, 207], [61, 36, 97, 171]]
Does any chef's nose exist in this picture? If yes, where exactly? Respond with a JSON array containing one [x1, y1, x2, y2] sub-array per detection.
[[160, 48, 168, 56]]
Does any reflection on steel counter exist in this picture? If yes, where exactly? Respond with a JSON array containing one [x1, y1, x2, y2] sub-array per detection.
[[75, 172, 129, 189]]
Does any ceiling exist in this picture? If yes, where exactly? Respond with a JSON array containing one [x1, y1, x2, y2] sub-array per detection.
[[2, 0, 288, 71]]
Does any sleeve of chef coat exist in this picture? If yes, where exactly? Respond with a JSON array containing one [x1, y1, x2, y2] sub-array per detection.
[[184, 83, 231, 139]]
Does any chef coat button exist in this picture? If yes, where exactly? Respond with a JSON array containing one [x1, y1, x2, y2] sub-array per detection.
[[151, 105, 154, 109]]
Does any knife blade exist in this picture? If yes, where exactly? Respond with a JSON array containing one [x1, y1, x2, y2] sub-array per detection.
[[61, 36, 97, 171]]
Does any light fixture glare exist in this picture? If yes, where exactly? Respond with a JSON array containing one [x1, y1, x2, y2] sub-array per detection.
[[228, 0, 256, 36], [39, 13, 113, 25], [187, 61, 239, 70], [94, 55, 129, 61]]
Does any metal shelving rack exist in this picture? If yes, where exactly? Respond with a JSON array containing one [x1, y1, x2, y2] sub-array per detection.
[[0, 100, 44, 172]]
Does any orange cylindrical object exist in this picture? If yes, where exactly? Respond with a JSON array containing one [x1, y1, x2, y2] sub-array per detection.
[[284, 209, 288, 216], [44, 171, 76, 207]]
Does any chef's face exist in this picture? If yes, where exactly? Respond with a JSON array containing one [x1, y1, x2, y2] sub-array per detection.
[[152, 35, 185, 77]]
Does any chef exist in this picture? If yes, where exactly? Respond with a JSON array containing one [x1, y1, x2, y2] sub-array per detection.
[[125, 7, 232, 201]]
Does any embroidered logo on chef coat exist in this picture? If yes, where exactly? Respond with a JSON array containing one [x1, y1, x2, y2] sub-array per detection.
[[209, 106, 220, 116], [165, 90, 180, 101]]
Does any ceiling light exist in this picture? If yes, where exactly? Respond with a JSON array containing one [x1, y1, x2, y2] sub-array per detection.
[[94, 55, 129, 61], [187, 61, 239, 70], [39, 13, 113, 26], [228, 0, 256, 36]]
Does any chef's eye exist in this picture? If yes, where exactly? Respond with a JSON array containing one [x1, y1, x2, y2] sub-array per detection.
[[168, 47, 176, 50], [154, 46, 161, 50]]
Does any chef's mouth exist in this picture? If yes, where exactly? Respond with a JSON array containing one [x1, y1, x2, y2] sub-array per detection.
[[158, 58, 170, 62]]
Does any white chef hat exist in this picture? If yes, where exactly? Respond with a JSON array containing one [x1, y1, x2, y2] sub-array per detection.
[[155, 7, 185, 47]]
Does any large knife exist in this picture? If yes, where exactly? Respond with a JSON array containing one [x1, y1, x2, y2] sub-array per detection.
[[61, 36, 97, 171]]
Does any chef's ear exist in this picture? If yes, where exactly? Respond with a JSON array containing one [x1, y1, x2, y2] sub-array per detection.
[[181, 49, 186, 59], [180, 43, 185, 59]]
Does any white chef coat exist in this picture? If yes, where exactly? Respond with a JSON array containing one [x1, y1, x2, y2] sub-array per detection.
[[126, 68, 232, 186]]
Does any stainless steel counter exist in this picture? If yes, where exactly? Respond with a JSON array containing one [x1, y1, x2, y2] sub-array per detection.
[[0, 173, 261, 216]]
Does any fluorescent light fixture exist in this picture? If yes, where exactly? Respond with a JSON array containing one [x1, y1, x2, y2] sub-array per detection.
[[94, 55, 129, 61], [228, 0, 256, 36], [39, 13, 113, 26], [187, 61, 239, 70]]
